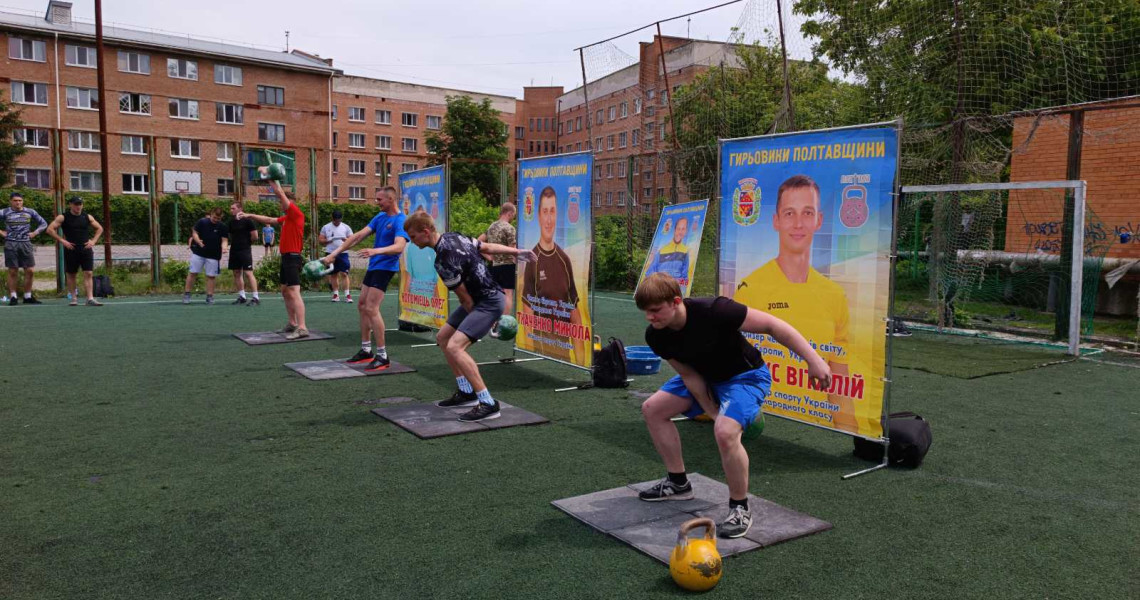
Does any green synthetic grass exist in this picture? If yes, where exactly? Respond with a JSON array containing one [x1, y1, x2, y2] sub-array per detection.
[[2, 292, 1138, 599], [890, 330, 1075, 378]]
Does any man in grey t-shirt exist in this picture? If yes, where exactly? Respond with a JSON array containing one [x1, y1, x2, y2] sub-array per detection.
[[1, 192, 48, 305]]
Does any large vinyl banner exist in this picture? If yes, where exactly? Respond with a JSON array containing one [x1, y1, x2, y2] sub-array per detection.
[[637, 199, 710, 298], [719, 125, 898, 440], [516, 153, 594, 369], [398, 165, 448, 329]]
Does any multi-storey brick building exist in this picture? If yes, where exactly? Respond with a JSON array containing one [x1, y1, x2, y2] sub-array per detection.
[[329, 77, 528, 202], [2, 1, 339, 202], [556, 36, 740, 215]]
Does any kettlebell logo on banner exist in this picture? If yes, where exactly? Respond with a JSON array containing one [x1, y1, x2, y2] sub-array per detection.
[[567, 186, 581, 225], [402, 194, 411, 215], [839, 174, 870, 228], [733, 178, 759, 226], [523, 187, 535, 221], [429, 192, 439, 220]]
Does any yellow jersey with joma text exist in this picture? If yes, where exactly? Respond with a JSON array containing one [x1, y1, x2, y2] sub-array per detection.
[[732, 260, 849, 404]]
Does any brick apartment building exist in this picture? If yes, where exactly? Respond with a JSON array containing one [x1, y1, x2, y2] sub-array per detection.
[[1, 1, 339, 202], [557, 36, 740, 215]]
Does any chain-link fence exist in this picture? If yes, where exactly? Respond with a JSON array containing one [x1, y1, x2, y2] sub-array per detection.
[[576, 0, 1140, 345]]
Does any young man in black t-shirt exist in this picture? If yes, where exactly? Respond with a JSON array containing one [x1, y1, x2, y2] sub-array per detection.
[[404, 212, 536, 422], [183, 208, 228, 305], [45, 196, 104, 306], [634, 272, 832, 539], [227, 203, 260, 306]]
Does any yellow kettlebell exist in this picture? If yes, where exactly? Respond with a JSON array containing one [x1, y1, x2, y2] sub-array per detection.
[[593, 335, 603, 353], [669, 517, 723, 592]]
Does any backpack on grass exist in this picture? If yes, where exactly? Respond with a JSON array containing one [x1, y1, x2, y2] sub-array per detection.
[[592, 337, 629, 388], [93, 275, 114, 298], [853, 411, 932, 468]]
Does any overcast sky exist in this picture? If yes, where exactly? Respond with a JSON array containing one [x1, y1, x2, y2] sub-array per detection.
[[2, 0, 813, 97]]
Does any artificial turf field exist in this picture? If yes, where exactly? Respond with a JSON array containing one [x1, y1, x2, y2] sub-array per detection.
[[2, 290, 1137, 599]]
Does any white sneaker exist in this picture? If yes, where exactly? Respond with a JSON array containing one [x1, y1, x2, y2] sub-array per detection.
[[346, 294, 353, 304], [331, 293, 340, 303]]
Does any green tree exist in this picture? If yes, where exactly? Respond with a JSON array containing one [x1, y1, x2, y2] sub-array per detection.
[[795, 0, 1140, 120], [669, 43, 870, 190], [426, 95, 509, 204], [448, 187, 498, 238], [0, 91, 28, 186]]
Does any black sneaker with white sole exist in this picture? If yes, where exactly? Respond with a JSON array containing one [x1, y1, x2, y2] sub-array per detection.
[[346, 349, 374, 364], [638, 477, 694, 502], [718, 505, 753, 538], [233, 297, 248, 305], [457, 400, 500, 422], [437, 389, 478, 408]]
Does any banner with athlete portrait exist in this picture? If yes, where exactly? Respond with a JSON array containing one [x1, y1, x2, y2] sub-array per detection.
[[516, 153, 594, 369], [719, 124, 898, 440], [398, 165, 449, 329], [637, 199, 709, 298]]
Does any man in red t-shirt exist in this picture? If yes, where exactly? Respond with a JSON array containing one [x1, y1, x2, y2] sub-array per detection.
[[237, 168, 309, 339]]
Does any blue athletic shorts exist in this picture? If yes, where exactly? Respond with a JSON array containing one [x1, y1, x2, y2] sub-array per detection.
[[331, 252, 351, 274], [659, 365, 771, 430]]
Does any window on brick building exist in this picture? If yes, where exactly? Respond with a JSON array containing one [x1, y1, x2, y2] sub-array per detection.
[[515, 126, 525, 139], [617, 191, 625, 206], [426, 115, 442, 130], [217, 143, 233, 162], [15, 169, 51, 189], [401, 163, 417, 173], [634, 98, 641, 114], [349, 186, 366, 200], [122, 173, 149, 195], [618, 162, 626, 178], [605, 163, 613, 178], [66, 87, 99, 110], [166, 58, 198, 80], [168, 98, 199, 120], [119, 92, 150, 115], [170, 139, 200, 158], [217, 178, 235, 196], [349, 107, 365, 122], [632, 129, 640, 146], [349, 133, 365, 148], [376, 109, 391, 124], [9, 37, 46, 62], [70, 171, 102, 191], [117, 51, 150, 74], [608, 106, 616, 122], [402, 113, 418, 127], [258, 123, 285, 143], [348, 160, 365, 175], [11, 82, 47, 106], [402, 138, 418, 153], [14, 128, 49, 149], [376, 135, 391, 150], [68, 131, 100, 152], [620, 102, 628, 118], [216, 103, 243, 124], [619, 132, 627, 148], [65, 45, 96, 68], [257, 85, 285, 106], [215, 65, 242, 86]]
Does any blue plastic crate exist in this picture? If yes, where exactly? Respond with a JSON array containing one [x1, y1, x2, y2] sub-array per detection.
[[625, 346, 661, 375]]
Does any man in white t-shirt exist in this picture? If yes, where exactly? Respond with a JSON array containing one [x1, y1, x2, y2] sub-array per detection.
[[319, 209, 354, 303]]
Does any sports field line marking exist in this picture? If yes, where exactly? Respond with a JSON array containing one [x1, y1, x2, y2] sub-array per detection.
[[17, 294, 332, 307], [911, 472, 1129, 511], [595, 294, 635, 303], [1081, 357, 1140, 370]]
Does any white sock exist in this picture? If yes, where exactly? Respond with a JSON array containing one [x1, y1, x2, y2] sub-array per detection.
[[362, 341, 372, 353], [10, 292, 16, 298], [377, 346, 387, 360], [252, 292, 260, 300], [239, 290, 247, 299], [24, 292, 32, 299], [457, 376, 473, 393]]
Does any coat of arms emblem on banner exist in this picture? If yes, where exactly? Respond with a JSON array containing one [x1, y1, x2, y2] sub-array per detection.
[[523, 187, 535, 221], [733, 178, 760, 226]]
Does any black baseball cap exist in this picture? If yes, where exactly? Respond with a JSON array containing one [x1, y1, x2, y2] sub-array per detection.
[[68, 196, 84, 205], [332, 209, 343, 219]]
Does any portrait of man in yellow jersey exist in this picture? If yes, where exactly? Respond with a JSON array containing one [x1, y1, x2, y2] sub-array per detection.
[[732, 174, 855, 432], [520, 186, 585, 363]]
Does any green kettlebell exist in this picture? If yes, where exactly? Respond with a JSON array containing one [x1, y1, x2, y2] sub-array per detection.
[[742, 412, 765, 442]]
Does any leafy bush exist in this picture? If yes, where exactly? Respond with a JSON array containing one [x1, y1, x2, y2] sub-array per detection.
[[163, 260, 189, 287], [449, 187, 498, 238], [254, 253, 281, 292]]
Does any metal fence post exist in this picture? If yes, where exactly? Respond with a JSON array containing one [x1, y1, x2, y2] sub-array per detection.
[[148, 135, 160, 288]]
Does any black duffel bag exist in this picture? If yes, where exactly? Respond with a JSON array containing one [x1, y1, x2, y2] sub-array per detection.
[[853, 411, 932, 468]]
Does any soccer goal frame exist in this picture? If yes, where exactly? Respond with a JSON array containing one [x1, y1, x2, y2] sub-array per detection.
[[899, 180, 1087, 356]]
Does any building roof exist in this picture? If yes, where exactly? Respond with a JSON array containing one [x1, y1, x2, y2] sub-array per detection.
[[0, 9, 340, 75]]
